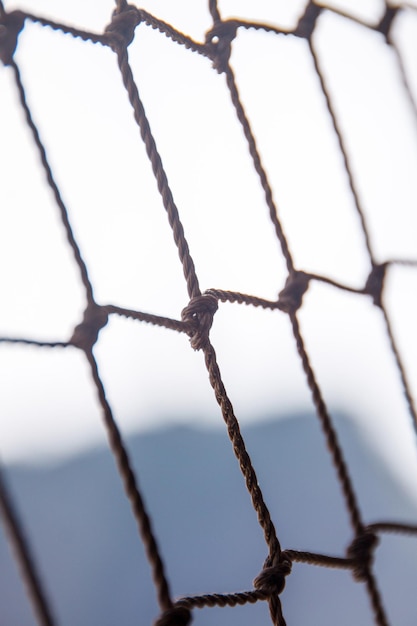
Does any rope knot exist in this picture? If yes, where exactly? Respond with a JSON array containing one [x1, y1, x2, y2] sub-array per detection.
[[153, 606, 192, 626], [347, 531, 379, 582], [205, 20, 238, 74], [70, 304, 109, 351], [105, 5, 141, 50], [377, 6, 399, 40], [253, 555, 292, 596], [294, 2, 322, 40], [364, 263, 387, 308], [0, 10, 25, 66], [181, 293, 218, 351], [277, 271, 310, 314]]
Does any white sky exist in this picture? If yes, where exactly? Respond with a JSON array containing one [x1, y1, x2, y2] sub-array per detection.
[[0, 0, 417, 500]]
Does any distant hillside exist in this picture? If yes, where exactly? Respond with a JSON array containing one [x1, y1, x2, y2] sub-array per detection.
[[0, 414, 416, 626]]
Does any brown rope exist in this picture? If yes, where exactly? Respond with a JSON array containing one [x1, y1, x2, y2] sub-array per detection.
[[0, 10, 25, 66], [0, 338, 70, 348], [206, 288, 280, 309], [285, 549, 355, 570], [70, 304, 109, 351], [0, 466, 56, 626], [1, 3, 417, 626], [220, 59, 294, 273], [368, 522, 417, 535], [138, 9, 206, 55], [23, 12, 109, 49], [85, 347, 173, 613], [201, 341, 281, 562], [346, 532, 379, 582], [389, 39, 417, 127], [287, 311, 389, 625], [198, 338, 291, 626], [105, 4, 141, 49], [308, 37, 376, 266], [169, 557, 291, 625], [208, 0, 221, 24], [104, 304, 188, 334], [154, 606, 192, 626], [294, 1, 322, 40], [181, 293, 218, 350], [363, 263, 417, 438], [379, 306, 417, 437], [376, 6, 400, 39], [9, 60, 95, 304], [108, 25, 200, 301], [176, 589, 269, 609], [364, 573, 390, 626], [288, 310, 364, 535]]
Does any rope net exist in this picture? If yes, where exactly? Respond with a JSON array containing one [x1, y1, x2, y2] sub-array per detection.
[[0, 1, 417, 625]]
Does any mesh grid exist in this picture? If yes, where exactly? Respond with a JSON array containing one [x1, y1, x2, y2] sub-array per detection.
[[1, 2, 417, 625]]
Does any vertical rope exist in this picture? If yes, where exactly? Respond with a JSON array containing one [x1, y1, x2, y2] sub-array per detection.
[[308, 38, 376, 266], [10, 61, 95, 304], [115, 0, 128, 13], [364, 573, 390, 626], [202, 342, 281, 561], [380, 305, 417, 437], [0, 466, 56, 626], [388, 40, 417, 129], [208, 0, 222, 24], [288, 311, 364, 535], [223, 64, 295, 274], [287, 314, 390, 626], [202, 339, 287, 626], [111, 43, 201, 300], [85, 348, 173, 613]]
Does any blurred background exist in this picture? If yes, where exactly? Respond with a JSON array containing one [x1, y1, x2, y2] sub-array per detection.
[[0, 1, 417, 624]]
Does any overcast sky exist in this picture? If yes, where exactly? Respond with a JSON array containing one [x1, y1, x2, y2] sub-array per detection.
[[1, 0, 417, 501]]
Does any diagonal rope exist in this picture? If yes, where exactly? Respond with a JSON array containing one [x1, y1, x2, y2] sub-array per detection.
[[223, 62, 295, 274], [208, 0, 221, 24], [308, 37, 376, 266], [389, 40, 417, 125], [84, 347, 173, 613], [9, 60, 95, 304], [109, 38, 201, 301], [379, 305, 417, 437], [0, 465, 56, 626], [288, 311, 364, 535]]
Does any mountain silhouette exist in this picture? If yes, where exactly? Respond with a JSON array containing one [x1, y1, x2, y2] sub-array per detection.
[[1, 413, 416, 626]]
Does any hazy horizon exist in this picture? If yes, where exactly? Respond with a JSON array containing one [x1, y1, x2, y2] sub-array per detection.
[[1, 0, 417, 530]]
